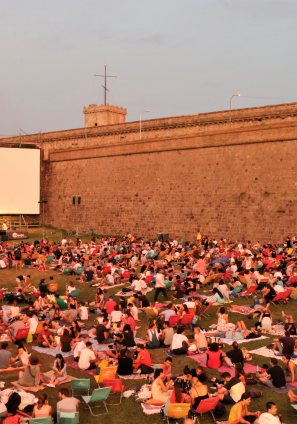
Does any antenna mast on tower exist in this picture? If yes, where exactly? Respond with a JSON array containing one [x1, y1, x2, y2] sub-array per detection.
[[94, 65, 117, 105]]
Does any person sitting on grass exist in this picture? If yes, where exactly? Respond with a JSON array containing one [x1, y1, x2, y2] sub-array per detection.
[[164, 381, 189, 415], [57, 388, 80, 413], [46, 354, 67, 387], [0, 342, 12, 370], [146, 368, 173, 406], [160, 356, 173, 381], [169, 325, 190, 355], [188, 326, 208, 353], [218, 372, 246, 404], [228, 392, 260, 424], [258, 358, 286, 389], [133, 343, 153, 374], [18, 355, 40, 387], [37, 322, 56, 348], [257, 401, 282, 424], [117, 349, 133, 376], [206, 342, 232, 369], [32, 393, 52, 419], [190, 374, 209, 409], [12, 342, 30, 367]]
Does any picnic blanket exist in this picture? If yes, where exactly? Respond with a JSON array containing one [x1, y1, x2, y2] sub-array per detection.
[[188, 353, 263, 374], [65, 358, 97, 375], [32, 346, 73, 358], [115, 290, 134, 297], [229, 306, 257, 315], [11, 381, 45, 392], [249, 346, 297, 364], [141, 403, 163, 415], [209, 336, 268, 345], [258, 382, 297, 393], [42, 370, 76, 385], [98, 283, 126, 290], [90, 341, 110, 352], [119, 373, 153, 380]]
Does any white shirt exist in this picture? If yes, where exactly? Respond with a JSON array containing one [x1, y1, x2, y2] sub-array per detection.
[[78, 347, 96, 370], [29, 316, 38, 334], [155, 273, 165, 288], [274, 285, 285, 294], [106, 274, 114, 284], [79, 306, 89, 320], [130, 305, 139, 321], [10, 306, 20, 318], [183, 301, 195, 309], [73, 340, 86, 358], [171, 333, 188, 350], [66, 286, 76, 295], [258, 412, 282, 424], [131, 279, 147, 292], [110, 310, 123, 322]]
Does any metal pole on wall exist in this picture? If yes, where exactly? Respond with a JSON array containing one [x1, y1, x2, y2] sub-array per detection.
[[229, 93, 241, 122]]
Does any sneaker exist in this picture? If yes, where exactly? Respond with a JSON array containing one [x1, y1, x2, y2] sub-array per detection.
[[46, 383, 55, 388]]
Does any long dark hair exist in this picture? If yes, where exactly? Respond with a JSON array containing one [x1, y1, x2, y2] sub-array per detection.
[[37, 393, 48, 409], [173, 381, 183, 403], [55, 353, 65, 371]]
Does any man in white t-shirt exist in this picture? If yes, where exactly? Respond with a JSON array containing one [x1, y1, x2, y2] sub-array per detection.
[[78, 342, 97, 370], [73, 335, 89, 361], [258, 402, 282, 424], [154, 270, 168, 301], [57, 388, 80, 413], [28, 313, 38, 335], [170, 326, 189, 355], [131, 278, 147, 293]]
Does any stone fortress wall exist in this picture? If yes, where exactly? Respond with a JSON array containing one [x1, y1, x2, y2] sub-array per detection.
[[1, 102, 297, 241]]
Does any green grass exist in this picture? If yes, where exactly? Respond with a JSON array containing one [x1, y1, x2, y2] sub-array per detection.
[[0, 238, 297, 422]]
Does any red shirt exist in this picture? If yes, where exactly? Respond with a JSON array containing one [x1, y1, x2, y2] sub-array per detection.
[[136, 349, 152, 367], [127, 316, 136, 332], [105, 299, 116, 314], [37, 329, 51, 344]]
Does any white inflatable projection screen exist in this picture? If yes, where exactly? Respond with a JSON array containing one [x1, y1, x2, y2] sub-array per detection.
[[0, 148, 40, 214]]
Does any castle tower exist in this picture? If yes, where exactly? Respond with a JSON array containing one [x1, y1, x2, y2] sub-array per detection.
[[83, 104, 127, 127]]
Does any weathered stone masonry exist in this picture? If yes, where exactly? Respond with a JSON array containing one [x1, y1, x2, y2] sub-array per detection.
[[1, 102, 297, 241]]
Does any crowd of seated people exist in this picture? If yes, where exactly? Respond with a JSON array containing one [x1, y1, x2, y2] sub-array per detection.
[[0, 233, 296, 423]]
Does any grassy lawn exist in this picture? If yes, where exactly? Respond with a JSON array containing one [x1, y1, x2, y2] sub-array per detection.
[[0, 231, 296, 423]]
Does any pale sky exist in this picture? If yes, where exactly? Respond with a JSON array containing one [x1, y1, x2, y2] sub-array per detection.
[[0, 0, 296, 135]]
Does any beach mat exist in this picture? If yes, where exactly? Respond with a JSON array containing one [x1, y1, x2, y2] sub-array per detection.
[[65, 358, 96, 375], [11, 382, 45, 392], [96, 283, 126, 291], [249, 347, 297, 364], [258, 382, 297, 393], [32, 346, 73, 358], [188, 353, 262, 374], [119, 373, 153, 380], [42, 371, 76, 386], [209, 336, 268, 346]]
